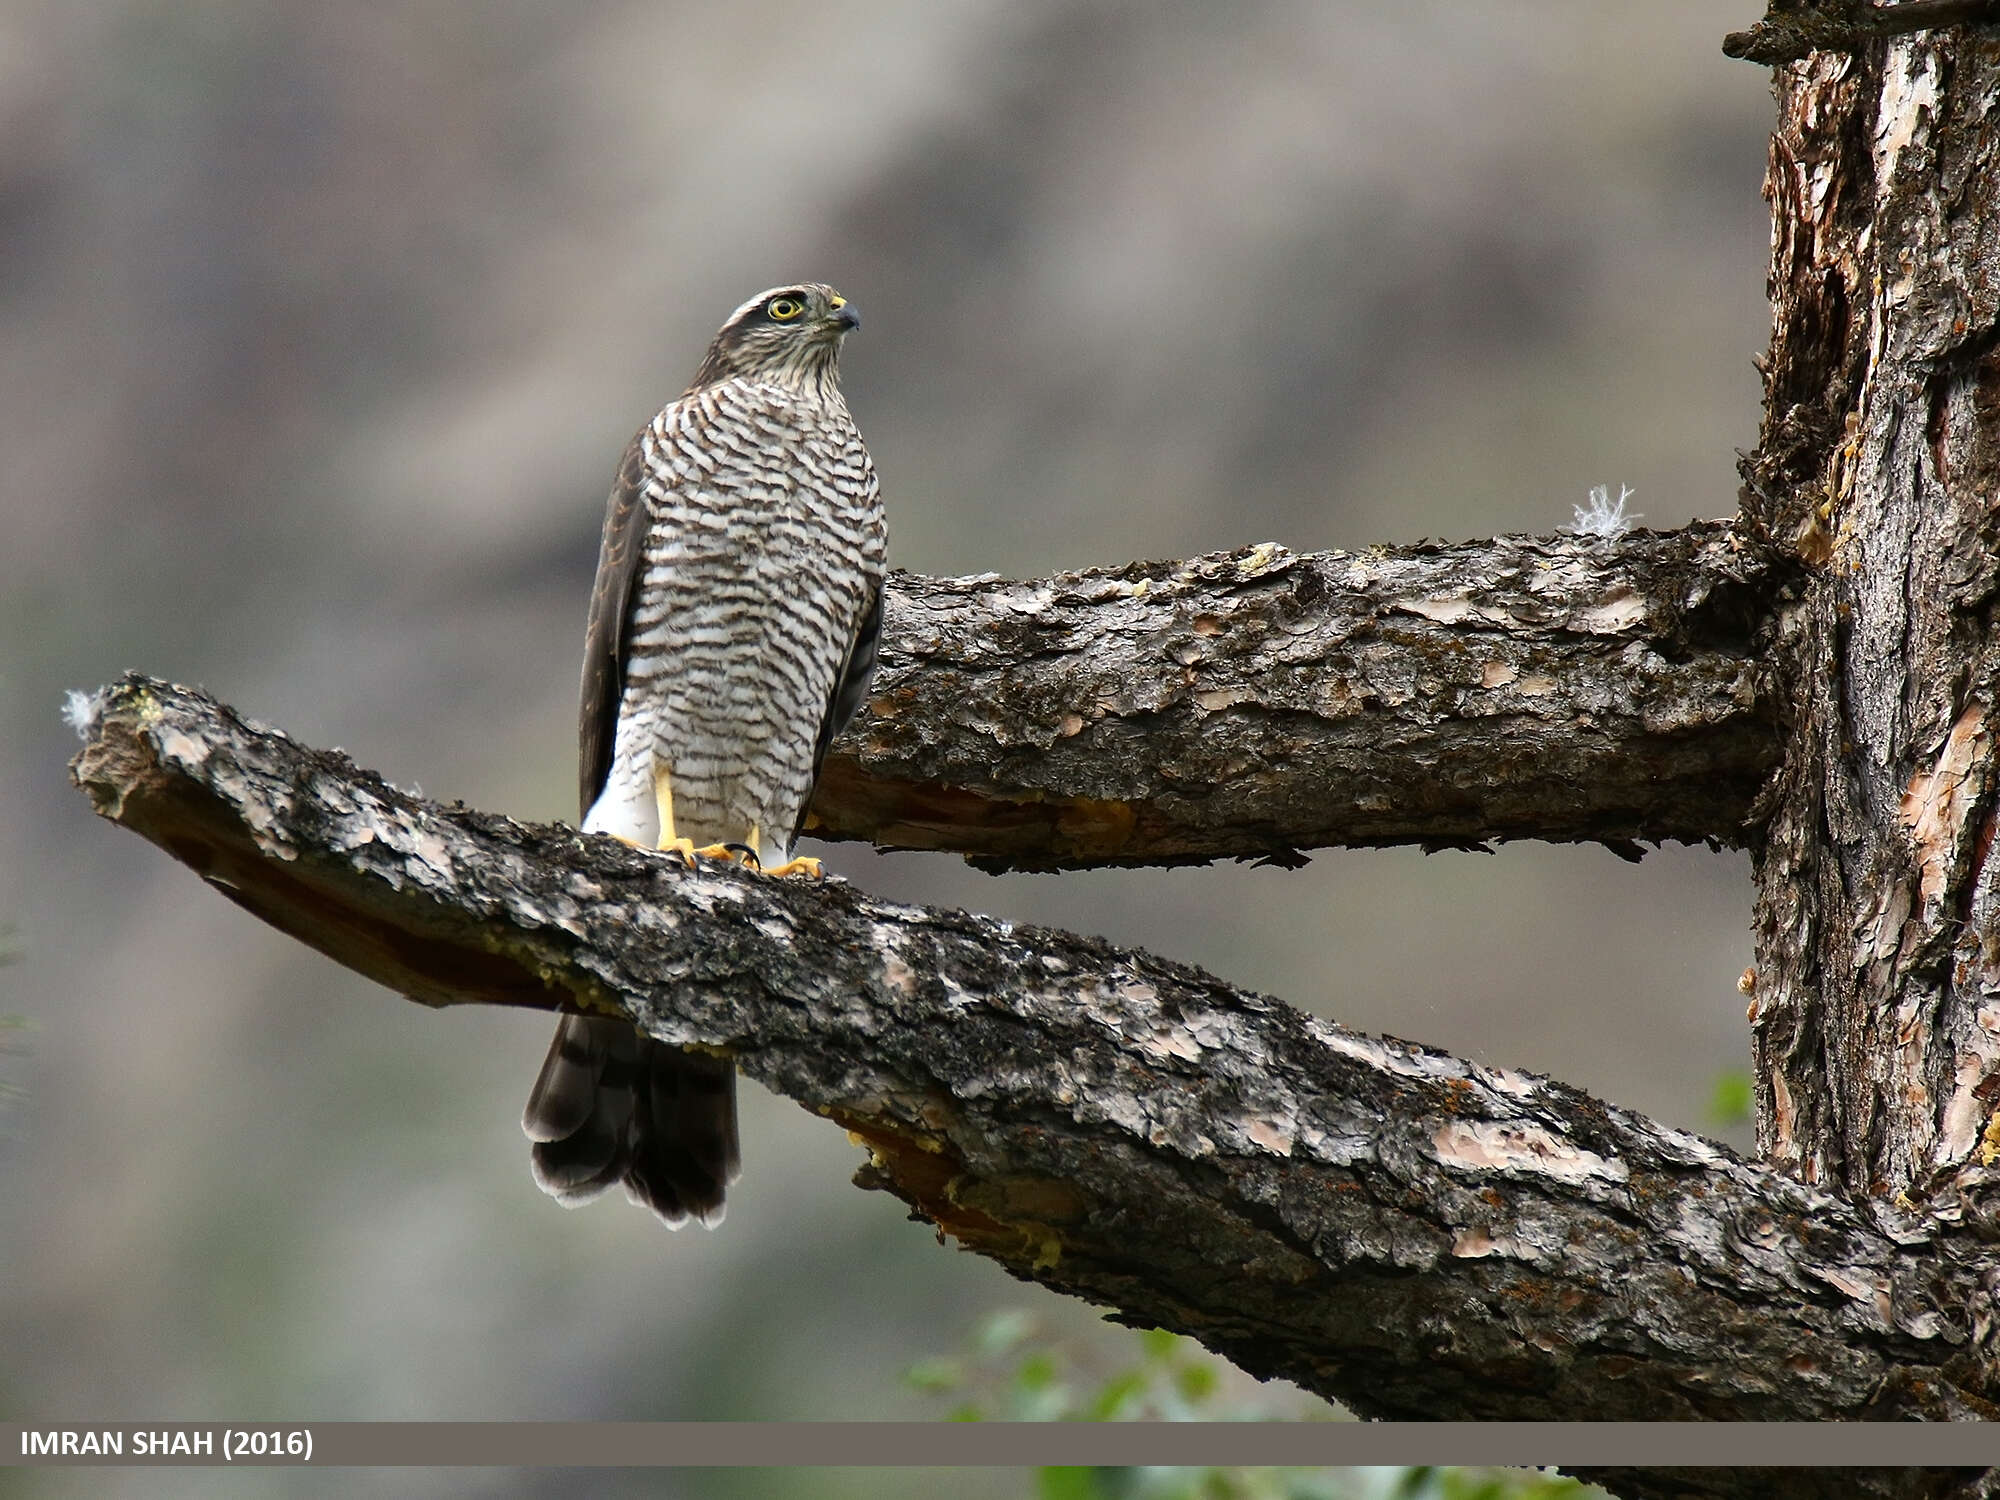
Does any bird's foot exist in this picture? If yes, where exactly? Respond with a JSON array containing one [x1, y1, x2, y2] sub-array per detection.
[[658, 836, 698, 868], [692, 842, 762, 868], [763, 855, 824, 879]]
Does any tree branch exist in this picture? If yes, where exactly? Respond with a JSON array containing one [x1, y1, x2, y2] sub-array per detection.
[[67, 677, 2000, 1470], [1723, 0, 2000, 65], [814, 521, 1775, 871]]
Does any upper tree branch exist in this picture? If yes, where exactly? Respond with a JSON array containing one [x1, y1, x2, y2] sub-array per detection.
[[67, 678, 2000, 1474], [813, 521, 1776, 870], [1724, 0, 2000, 65]]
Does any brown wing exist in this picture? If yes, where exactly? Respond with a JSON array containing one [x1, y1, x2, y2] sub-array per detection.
[[790, 584, 883, 845], [578, 428, 654, 820]]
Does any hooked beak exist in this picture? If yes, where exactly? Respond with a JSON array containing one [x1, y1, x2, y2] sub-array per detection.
[[829, 301, 860, 332]]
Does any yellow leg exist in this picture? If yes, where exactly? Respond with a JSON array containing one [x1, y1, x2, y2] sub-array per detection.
[[651, 763, 696, 867]]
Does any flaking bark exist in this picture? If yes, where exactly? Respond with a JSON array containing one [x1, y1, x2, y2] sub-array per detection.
[[1743, 36, 2000, 1200], [66, 679, 2000, 1479], [815, 523, 1773, 871], [1724, 0, 2000, 65]]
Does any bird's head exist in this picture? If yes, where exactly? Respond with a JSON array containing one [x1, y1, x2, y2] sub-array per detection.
[[688, 283, 861, 393]]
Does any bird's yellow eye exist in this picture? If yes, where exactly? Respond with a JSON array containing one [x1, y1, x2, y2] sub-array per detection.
[[767, 297, 804, 321]]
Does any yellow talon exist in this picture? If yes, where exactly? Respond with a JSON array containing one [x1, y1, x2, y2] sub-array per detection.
[[692, 842, 758, 866], [652, 764, 696, 865], [764, 856, 824, 879]]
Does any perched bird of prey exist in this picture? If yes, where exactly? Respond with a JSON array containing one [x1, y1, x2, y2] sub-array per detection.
[[522, 283, 886, 1227]]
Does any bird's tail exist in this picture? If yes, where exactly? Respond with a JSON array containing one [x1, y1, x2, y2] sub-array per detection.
[[522, 1013, 740, 1228]]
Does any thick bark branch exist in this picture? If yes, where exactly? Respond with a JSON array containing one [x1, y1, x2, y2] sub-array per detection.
[[67, 679, 2000, 1468], [1724, 0, 2000, 65], [814, 524, 1775, 871]]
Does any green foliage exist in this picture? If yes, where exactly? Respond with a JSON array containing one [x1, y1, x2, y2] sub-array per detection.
[[1019, 1468, 1592, 1500], [1393, 1474, 1597, 1500], [1037, 1471, 1113, 1500], [902, 1309, 1298, 1423], [1708, 1067, 1753, 1128], [905, 1313, 1608, 1500], [1392, 1480, 1592, 1500]]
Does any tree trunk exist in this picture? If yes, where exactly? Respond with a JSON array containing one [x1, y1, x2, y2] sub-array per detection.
[[1745, 33, 2000, 1200]]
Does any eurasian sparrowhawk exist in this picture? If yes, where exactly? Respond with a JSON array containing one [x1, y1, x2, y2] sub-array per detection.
[[521, 283, 886, 1227]]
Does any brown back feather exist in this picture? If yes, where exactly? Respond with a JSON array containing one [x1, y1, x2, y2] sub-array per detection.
[[577, 430, 654, 820]]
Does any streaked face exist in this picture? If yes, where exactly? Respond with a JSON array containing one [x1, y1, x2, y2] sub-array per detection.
[[696, 283, 861, 387]]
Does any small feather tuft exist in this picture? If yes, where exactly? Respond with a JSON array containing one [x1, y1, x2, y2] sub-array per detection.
[[61, 687, 106, 741], [1567, 484, 1640, 538]]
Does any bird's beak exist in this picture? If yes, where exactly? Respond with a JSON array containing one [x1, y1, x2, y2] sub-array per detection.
[[830, 302, 860, 332]]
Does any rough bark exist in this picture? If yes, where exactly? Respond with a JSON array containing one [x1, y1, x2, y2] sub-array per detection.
[[815, 525, 1773, 871], [1724, 1, 2000, 66], [1743, 35, 2000, 1199], [66, 680, 2000, 1480]]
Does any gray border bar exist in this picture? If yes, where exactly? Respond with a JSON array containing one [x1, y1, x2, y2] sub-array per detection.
[[3, 1423, 1997, 1468]]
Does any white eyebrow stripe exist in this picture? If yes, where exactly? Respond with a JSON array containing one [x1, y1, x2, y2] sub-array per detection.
[[723, 285, 819, 327]]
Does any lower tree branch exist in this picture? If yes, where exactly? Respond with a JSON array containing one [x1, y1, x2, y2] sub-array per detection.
[[818, 522, 1775, 871], [66, 678, 2000, 1474]]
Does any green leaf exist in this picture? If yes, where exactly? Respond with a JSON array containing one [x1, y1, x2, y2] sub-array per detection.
[[1139, 1328, 1180, 1363], [1037, 1467, 1107, 1500], [1173, 1361, 1218, 1405], [1708, 1069, 1754, 1128], [1082, 1368, 1150, 1422], [1016, 1350, 1060, 1392], [901, 1356, 963, 1393]]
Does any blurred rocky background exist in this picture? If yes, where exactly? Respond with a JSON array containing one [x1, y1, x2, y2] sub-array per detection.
[[2, 1, 1769, 1495]]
